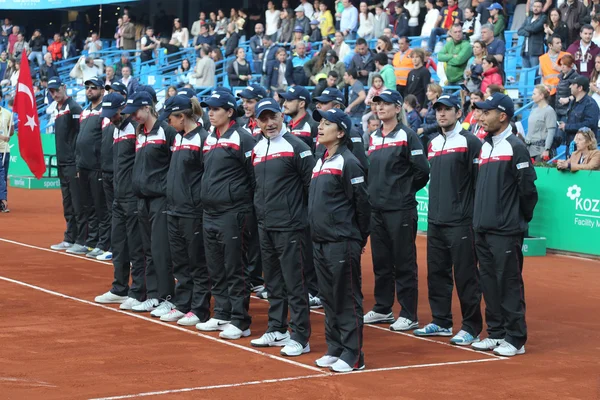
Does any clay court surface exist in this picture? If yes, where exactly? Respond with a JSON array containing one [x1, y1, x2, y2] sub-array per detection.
[[0, 188, 599, 400]]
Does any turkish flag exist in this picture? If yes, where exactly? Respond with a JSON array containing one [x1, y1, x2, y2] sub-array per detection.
[[13, 52, 46, 179]]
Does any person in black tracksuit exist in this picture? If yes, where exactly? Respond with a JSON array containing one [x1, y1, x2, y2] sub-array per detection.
[[196, 92, 257, 341], [159, 95, 211, 326], [471, 93, 538, 357], [94, 93, 146, 309], [237, 83, 267, 139], [98, 101, 118, 260], [309, 108, 370, 373], [74, 77, 110, 258], [249, 98, 315, 357], [413, 95, 483, 345], [125, 91, 178, 314], [47, 77, 85, 252], [364, 89, 430, 331]]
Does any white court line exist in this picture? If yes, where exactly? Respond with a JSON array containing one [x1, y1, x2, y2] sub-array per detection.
[[0, 238, 112, 266], [0, 377, 57, 388], [0, 275, 326, 375], [346, 357, 503, 375]]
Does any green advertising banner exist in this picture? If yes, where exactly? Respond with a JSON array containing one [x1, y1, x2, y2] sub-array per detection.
[[7, 134, 57, 177]]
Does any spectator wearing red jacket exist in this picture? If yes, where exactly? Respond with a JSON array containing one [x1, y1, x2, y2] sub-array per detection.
[[480, 55, 503, 94], [567, 24, 600, 79], [47, 34, 63, 61]]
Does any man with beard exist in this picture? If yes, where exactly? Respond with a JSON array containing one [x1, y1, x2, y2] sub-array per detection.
[[517, 0, 547, 69], [281, 86, 318, 150], [567, 24, 600, 79]]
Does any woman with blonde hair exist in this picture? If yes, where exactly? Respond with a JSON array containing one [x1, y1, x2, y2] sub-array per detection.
[[526, 84, 557, 162], [557, 128, 600, 171]]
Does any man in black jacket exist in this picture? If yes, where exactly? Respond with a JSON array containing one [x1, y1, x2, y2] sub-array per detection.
[[471, 93, 538, 357], [28, 29, 44, 67], [224, 23, 241, 57], [413, 95, 482, 346], [517, 0, 547, 68], [348, 38, 375, 86], [249, 98, 315, 356], [285, 41, 310, 87], [281, 86, 318, 150], [39, 53, 58, 82]]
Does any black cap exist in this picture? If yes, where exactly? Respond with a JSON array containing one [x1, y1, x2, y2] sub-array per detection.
[[84, 77, 104, 88], [280, 86, 311, 103], [106, 81, 128, 96], [101, 93, 127, 119], [177, 87, 197, 99], [200, 92, 237, 109], [136, 85, 157, 103], [237, 84, 268, 100], [473, 93, 514, 118], [433, 94, 462, 110], [569, 76, 590, 92], [312, 108, 352, 135], [159, 95, 193, 121], [313, 88, 345, 106], [47, 76, 63, 89], [121, 91, 154, 115], [255, 98, 282, 118], [372, 89, 403, 106]]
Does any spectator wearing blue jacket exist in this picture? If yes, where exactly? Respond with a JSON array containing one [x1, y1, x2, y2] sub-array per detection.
[[285, 41, 311, 86], [265, 48, 289, 92], [403, 94, 422, 132], [558, 76, 600, 154], [393, 3, 410, 38]]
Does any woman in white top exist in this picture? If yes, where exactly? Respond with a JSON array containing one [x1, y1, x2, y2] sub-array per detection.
[[333, 31, 351, 63], [421, 0, 440, 41], [171, 18, 190, 48], [357, 2, 375, 40], [405, 0, 421, 37]]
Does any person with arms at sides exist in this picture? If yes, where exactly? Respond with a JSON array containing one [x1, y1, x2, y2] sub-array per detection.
[[567, 24, 600, 79], [413, 95, 482, 346], [0, 157, 5, 212], [555, 54, 580, 122], [125, 91, 178, 314], [406, 48, 431, 109], [363, 89, 430, 331], [281, 86, 319, 151], [94, 93, 146, 310], [0, 102, 13, 211], [237, 84, 268, 139], [417, 83, 443, 149], [344, 69, 367, 130], [47, 77, 84, 251], [70, 77, 110, 259], [481, 24, 505, 63], [227, 47, 253, 88], [517, 0, 547, 69], [524, 85, 557, 162], [348, 38, 375, 87], [249, 98, 315, 356], [310, 107, 370, 372], [437, 25, 473, 86], [392, 36, 414, 96], [157, 95, 212, 326], [196, 92, 257, 340], [557, 127, 600, 171], [403, 95, 422, 132], [558, 76, 600, 154], [539, 35, 568, 103], [471, 93, 538, 357]]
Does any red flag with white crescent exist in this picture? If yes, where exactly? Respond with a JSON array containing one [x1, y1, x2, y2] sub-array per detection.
[[13, 52, 46, 179]]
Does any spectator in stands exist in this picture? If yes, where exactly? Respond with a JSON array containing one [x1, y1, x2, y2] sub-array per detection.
[[165, 85, 178, 99], [224, 23, 241, 57], [190, 13, 205, 42], [0, 18, 11, 54], [0, 59, 15, 87], [171, 18, 190, 48], [309, 19, 322, 42], [193, 46, 216, 88], [462, 90, 484, 132], [559, 0, 589, 45], [358, 2, 375, 39], [465, 40, 487, 92], [349, 38, 375, 86], [215, 9, 229, 44], [12, 33, 26, 60], [462, 7, 481, 43], [340, 0, 359, 39], [373, 6, 389, 39], [526, 84, 557, 161], [265, 1, 281, 39], [540, 35, 568, 102], [480, 56, 503, 93], [250, 23, 265, 73], [260, 34, 279, 83], [438, 25, 473, 86], [405, 0, 420, 37], [0, 52, 7, 82], [344, 68, 367, 128], [312, 70, 338, 99], [428, 0, 463, 53], [300, 0, 315, 18], [176, 59, 193, 87], [318, 2, 336, 37], [286, 41, 310, 86], [120, 14, 136, 51], [362, 75, 384, 133], [375, 36, 395, 65], [544, 8, 569, 51], [558, 76, 600, 151], [210, 47, 223, 64], [291, 26, 305, 49], [7, 26, 19, 55], [567, 24, 600, 78], [319, 51, 346, 88], [403, 94, 422, 131], [295, 6, 312, 35], [374, 52, 396, 90], [333, 31, 351, 62], [481, 24, 505, 62], [557, 128, 600, 170], [556, 54, 579, 121], [279, 9, 295, 44], [406, 48, 431, 107], [194, 24, 216, 53], [592, 15, 600, 45], [48, 33, 63, 61], [417, 83, 443, 146], [114, 17, 123, 49], [487, 3, 506, 40], [120, 66, 139, 96], [140, 27, 160, 64], [27, 29, 44, 67], [39, 53, 58, 82], [421, 0, 440, 42], [77, 56, 102, 83], [393, 3, 410, 38], [266, 47, 289, 92], [227, 47, 253, 87], [393, 36, 413, 96], [590, 54, 600, 119], [84, 32, 103, 55], [114, 53, 133, 79]]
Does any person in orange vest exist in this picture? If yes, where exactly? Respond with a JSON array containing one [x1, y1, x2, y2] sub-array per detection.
[[539, 35, 568, 106], [392, 36, 413, 96]]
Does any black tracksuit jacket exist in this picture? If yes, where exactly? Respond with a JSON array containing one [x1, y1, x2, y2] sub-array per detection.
[[101, 118, 114, 173], [112, 120, 138, 201], [167, 125, 209, 218], [54, 97, 83, 166], [75, 103, 103, 171], [252, 128, 315, 231], [288, 112, 319, 151], [316, 126, 369, 174], [473, 128, 538, 235]]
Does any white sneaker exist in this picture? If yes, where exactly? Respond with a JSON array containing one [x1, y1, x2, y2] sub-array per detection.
[[50, 241, 73, 250], [94, 291, 128, 304], [315, 355, 339, 368], [472, 338, 504, 351], [219, 324, 251, 340], [250, 331, 291, 347], [196, 318, 231, 331], [280, 340, 310, 357], [493, 341, 525, 357], [96, 251, 113, 261], [131, 298, 159, 312], [251, 284, 265, 293], [177, 312, 200, 326], [119, 297, 142, 310], [330, 358, 365, 373], [364, 310, 395, 324], [150, 300, 176, 318], [309, 294, 323, 309], [86, 247, 104, 258], [160, 308, 185, 322], [390, 317, 419, 331]]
